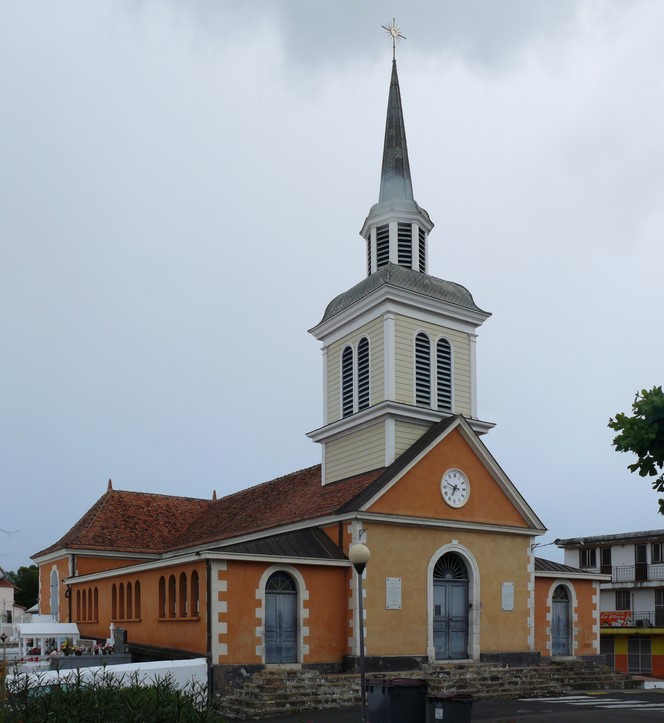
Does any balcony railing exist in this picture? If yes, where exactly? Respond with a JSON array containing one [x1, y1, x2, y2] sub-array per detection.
[[601, 610, 664, 627], [586, 563, 664, 583]]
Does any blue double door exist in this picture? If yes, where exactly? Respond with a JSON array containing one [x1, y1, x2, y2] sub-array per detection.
[[433, 578, 469, 660], [265, 574, 297, 664]]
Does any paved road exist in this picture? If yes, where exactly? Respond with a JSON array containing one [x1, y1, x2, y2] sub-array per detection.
[[231, 690, 664, 722]]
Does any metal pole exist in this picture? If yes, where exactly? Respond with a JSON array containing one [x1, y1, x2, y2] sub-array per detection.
[[357, 568, 367, 723]]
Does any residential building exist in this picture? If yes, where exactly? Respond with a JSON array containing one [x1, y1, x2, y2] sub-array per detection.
[[557, 529, 664, 675]]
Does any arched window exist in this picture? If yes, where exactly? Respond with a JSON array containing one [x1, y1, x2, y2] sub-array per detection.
[[436, 338, 452, 412], [415, 332, 431, 406], [127, 582, 133, 619], [87, 588, 92, 621], [118, 583, 125, 620], [357, 337, 370, 411], [434, 553, 469, 580], [94, 588, 99, 621], [76, 590, 81, 621], [82, 588, 87, 621], [134, 581, 141, 619], [191, 571, 199, 617], [158, 577, 166, 618], [50, 569, 59, 620], [111, 584, 117, 620], [341, 346, 354, 417], [168, 575, 176, 618], [179, 573, 188, 617]]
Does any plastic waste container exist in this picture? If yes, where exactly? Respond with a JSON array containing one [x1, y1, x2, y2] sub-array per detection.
[[366, 677, 427, 722], [426, 692, 474, 722]]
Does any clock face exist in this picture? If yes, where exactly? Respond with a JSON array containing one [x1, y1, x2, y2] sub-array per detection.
[[441, 469, 470, 508]]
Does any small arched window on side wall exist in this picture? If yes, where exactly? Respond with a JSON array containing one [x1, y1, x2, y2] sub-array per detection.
[[168, 575, 177, 618], [158, 576, 166, 618], [357, 337, 370, 411], [118, 583, 125, 620], [191, 571, 199, 617], [415, 332, 432, 407], [436, 337, 453, 412], [179, 573, 188, 617], [341, 346, 354, 417], [127, 582, 133, 619], [111, 584, 117, 620], [94, 588, 99, 621]]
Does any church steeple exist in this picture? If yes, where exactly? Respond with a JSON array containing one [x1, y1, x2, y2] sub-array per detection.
[[379, 60, 414, 203], [309, 33, 492, 486], [361, 58, 433, 277]]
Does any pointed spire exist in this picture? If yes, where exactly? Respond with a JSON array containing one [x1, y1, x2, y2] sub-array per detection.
[[212, 489, 217, 501], [107, 479, 113, 492], [379, 59, 414, 203]]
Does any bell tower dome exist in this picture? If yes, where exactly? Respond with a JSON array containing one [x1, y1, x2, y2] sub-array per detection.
[[308, 41, 493, 485]]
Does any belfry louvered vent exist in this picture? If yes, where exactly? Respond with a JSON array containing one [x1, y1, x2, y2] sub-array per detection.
[[357, 337, 370, 411], [376, 224, 389, 269], [397, 223, 412, 267], [415, 332, 431, 407], [418, 228, 426, 273], [342, 346, 354, 417], [437, 338, 452, 412], [367, 238, 371, 275]]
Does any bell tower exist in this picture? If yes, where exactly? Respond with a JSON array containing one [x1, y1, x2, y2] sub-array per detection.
[[308, 33, 493, 485]]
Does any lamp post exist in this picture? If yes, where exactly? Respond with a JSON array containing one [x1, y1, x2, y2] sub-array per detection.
[[349, 543, 370, 723]]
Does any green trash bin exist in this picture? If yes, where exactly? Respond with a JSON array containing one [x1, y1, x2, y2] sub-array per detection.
[[366, 677, 426, 722], [426, 692, 474, 722]]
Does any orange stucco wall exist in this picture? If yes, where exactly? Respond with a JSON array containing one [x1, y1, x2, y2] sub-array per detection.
[[370, 428, 530, 529], [216, 560, 349, 666], [534, 577, 598, 657], [39, 557, 71, 622], [361, 521, 533, 657]]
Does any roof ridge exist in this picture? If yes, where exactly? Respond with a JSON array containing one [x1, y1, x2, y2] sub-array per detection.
[[215, 464, 321, 503]]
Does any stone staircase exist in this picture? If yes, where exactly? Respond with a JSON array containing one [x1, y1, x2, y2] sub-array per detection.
[[216, 661, 642, 720]]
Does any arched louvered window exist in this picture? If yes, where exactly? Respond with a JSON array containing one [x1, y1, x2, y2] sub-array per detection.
[[418, 228, 426, 273], [415, 332, 432, 407], [434, 553, 469, 580], [357, 337, 370, 411], [342, 346, 354, 417], [397, 223, 412, 267], [376, 224, 389, 269], [436, 338, 452, 412]]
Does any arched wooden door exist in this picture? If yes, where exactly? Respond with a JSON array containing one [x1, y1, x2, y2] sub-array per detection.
[[265, 572, 297, 663], [433, 553, 469, 660], [551, 585, 571, 656]]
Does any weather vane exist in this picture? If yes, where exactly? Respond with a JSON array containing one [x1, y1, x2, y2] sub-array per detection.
[[382, 18, 406, 61]]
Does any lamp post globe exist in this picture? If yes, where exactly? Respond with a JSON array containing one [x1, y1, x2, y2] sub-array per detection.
[[349, 543, 371, 573]]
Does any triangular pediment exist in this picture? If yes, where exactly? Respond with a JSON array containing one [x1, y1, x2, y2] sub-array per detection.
[[358, 416, 545, 531]]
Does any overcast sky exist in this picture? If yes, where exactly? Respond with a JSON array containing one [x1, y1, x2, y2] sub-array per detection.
[[2, 1, 663, 572]]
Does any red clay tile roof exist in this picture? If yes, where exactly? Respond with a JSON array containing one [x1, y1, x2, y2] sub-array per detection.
[[0, 578, 14, 588], [32, 465, 385, 559], [32, 490, 213, 558], [174, 465, 384, 552]]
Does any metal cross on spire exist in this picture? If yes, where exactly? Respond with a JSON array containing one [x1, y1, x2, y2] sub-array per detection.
[[382, 18, 406, 61]]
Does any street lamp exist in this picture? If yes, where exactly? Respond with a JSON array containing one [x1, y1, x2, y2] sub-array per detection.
[[349, 543, 370, 723]]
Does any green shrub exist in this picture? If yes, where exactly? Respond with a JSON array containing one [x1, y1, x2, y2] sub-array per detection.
[[2, 669, 225, 722]]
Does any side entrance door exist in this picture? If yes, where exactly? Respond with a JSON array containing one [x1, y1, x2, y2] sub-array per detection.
[[433, 553, 469, 660], [265, 572, 297, 664], [551, 585, 571, 656]]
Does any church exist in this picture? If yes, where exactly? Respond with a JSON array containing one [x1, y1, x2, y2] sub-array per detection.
[[33, 45, 604, 682]]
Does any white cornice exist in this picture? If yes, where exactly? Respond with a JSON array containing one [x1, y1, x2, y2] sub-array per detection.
[[32, 549, 159, 565], [310, 286, 489, 344], [307, 401, 494, 443]]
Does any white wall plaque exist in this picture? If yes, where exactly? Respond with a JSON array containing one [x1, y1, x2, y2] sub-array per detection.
[[502, 582, 515, 611], [386, 577, 402, 610]]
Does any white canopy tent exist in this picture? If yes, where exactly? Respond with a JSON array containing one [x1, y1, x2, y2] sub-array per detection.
[[16, 622, 80, 657]]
